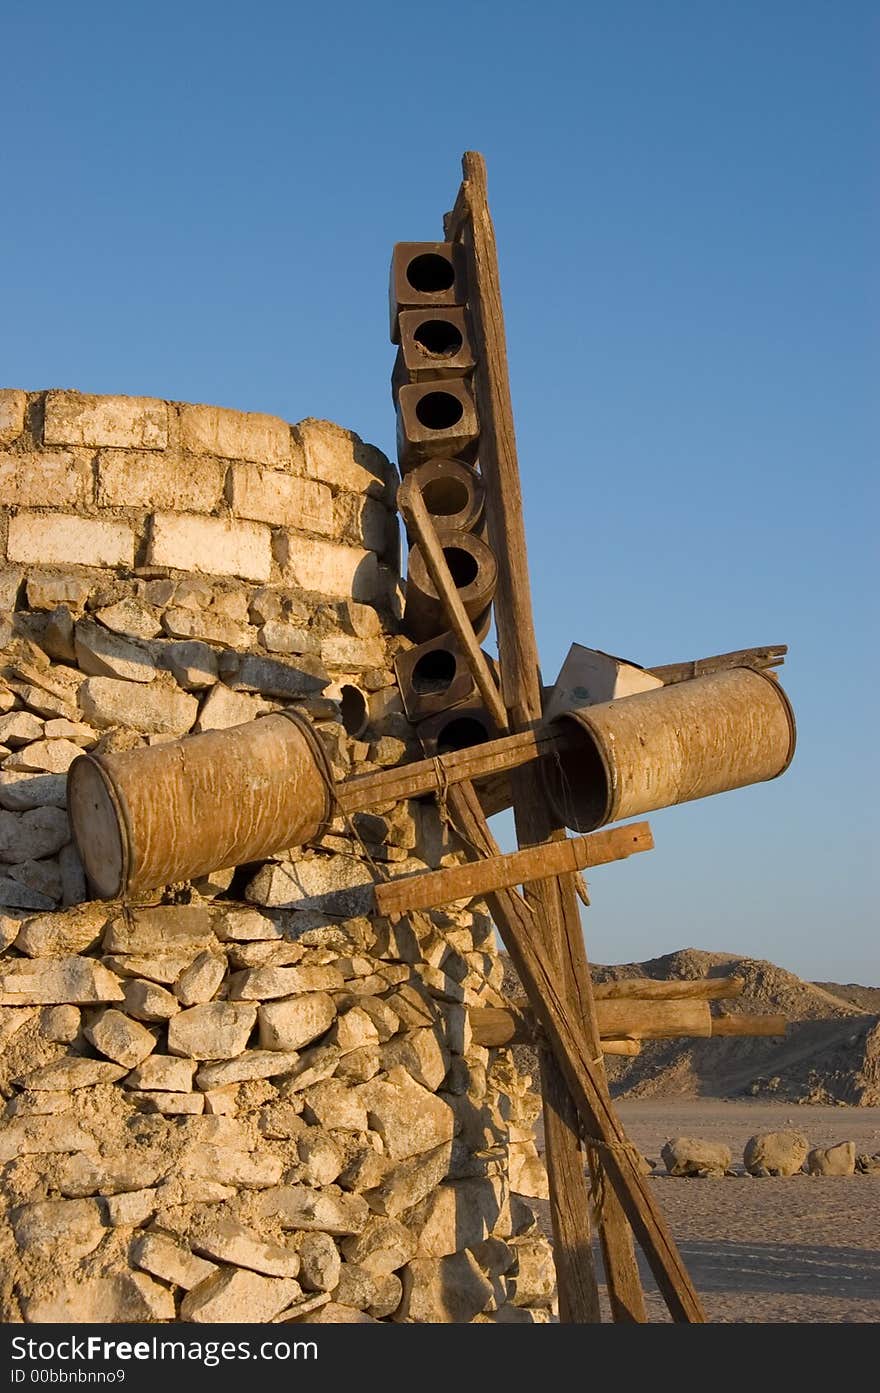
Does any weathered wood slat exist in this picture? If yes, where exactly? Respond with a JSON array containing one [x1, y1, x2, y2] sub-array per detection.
[[469, 997, 713, 1045], [711, 1013, 786, 1037], [337, 725, 571, 814], [447, 779, 706, 1322], [454, 150, 649, 1323], [593, 975, 745, 1002], [649, 645, 787, 685], [374, 822, 653, 917]]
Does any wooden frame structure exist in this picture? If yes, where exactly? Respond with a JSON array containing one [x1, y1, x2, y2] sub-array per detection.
[[388, 152, 709, 1322], [386, 155, 792, 1323]]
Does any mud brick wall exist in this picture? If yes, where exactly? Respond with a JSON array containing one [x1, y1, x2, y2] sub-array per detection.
[[0, 388, 554, 1324]]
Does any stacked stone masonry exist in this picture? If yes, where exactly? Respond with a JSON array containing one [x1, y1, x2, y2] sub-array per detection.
[[0, 389, 553, 1324]]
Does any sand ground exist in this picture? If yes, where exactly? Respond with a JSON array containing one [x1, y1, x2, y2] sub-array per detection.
[[532, 1100, 880, 1323]]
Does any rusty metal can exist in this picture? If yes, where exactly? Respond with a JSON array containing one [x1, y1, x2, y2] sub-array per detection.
[[542, 667, 796, 832], [67, 711, 334, 900]]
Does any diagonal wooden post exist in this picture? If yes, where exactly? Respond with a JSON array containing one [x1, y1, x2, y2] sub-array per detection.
[[444, 151, 654, 1322]]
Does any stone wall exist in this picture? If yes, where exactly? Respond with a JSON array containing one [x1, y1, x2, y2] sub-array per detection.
[[0, 389, 553, 1324]]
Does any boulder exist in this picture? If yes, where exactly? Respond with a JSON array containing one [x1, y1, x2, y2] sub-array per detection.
[[167, 1001, 257, 1059], [181, 1269, 302, 1324], [0, 807, 70, 865], [0, 771, 67, 811], [297, 1130, 344, 1187], [395, 1251, 493, 1323], [85, 1008, 156, 1067], [78, 676, 197, 735], [805, 1141, 856, 1176], [12, 1198, 105, 1259], [15, 905, 108, 957], [334, 1263, 402, 1318], [125, 1055, 196, 1092], [131, 1233, 218, 1290], [17, 1057, 127, 1090], [174, 951, 227, 1006], [0, 1116, 97, 1164], [228, 963, 345, 1000], [292, 1231, 342, 1292], [194, 1050, 301, 1089], [164, 641, 219, 691], [74, 619, 158, 683], [364, 1142, 453, 1220], [181, 1144, 283, 1188], [0, 955, 124, 1006], [257, 993, 336, 1051], [508, 1235, 556, 1308], [257, 1185, 369, 1236], [661, 1136, 732, 1178], [4, 738, 84, 773], [192, 1219, 301, 1278], [744, 1130, 809, 1177], [339, 1216, 416, 1276], [406, 1176, 507, 1257], [22, 1273, 175, 1323], [360, 1066, 454, 1161], [380, 1026, 450, 1091], [58, 1151, 167, 1197], [103, 905, 216, 954]]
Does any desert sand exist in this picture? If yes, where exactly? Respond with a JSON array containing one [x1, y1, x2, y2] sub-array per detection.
[[533, 1100, 880, 1322]]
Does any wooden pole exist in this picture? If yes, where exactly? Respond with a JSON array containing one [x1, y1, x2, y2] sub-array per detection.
[[469, 997, 713, 1045], [648, 644, 787, 685], [594, 976, 744, 1002], [445, 780, 706, 1322], [447, 151, 651, 1323], [711, 1013, 786, 1037], [337, 725, 570, 814], [374, 822, 653, 917]]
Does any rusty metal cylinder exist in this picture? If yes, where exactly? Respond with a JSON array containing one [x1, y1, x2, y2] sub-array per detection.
[[542, 667, 796, 833], [67, 711, 333, 900], [403, 528, 497, 643]]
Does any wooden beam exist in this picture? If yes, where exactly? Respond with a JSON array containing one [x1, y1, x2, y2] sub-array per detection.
[[593, 976, 744, 1002], [711, 1013, 786, 1037], [446, 780, 706, 1322], [337, 724, 571, 815], [452, 150, 650, 1323], [469, 997, 713, 1045], [374, 822, 653, 917], [396, 477, 508, 733], [649, 645, 787, 686]]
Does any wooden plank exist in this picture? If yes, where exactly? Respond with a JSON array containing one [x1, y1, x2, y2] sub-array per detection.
[[711, 1013, 786, 1037], [594, 975, 745, 1002], [469, 997, 713, 1044], [374, 822, 653, 917], [649, 645, 787, 686], [601, 1039, 642, 1056], [396, 477, 509, 732], [452, 150, 648, 1323], [446, 780, 706, 1322], [337, 724, 571, 814]]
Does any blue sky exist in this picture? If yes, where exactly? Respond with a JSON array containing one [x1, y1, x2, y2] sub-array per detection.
[[2, 2, 876, 981]]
